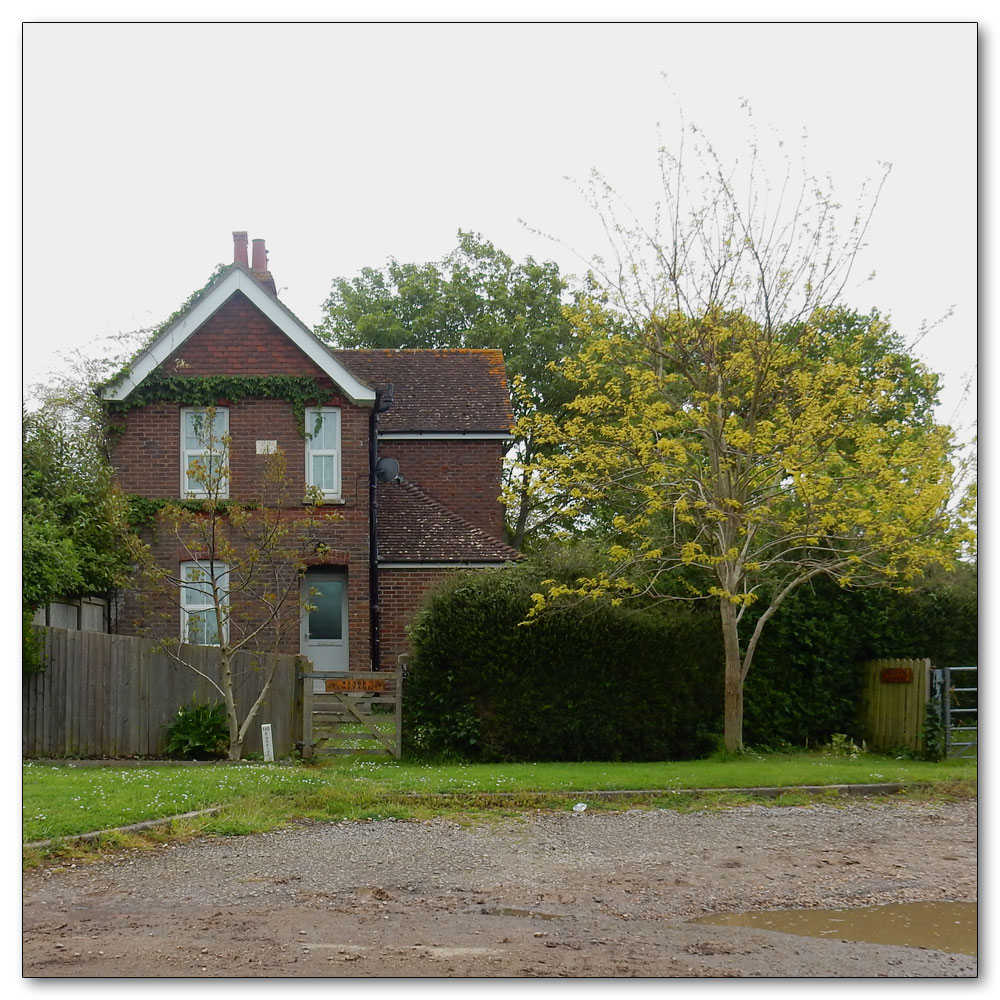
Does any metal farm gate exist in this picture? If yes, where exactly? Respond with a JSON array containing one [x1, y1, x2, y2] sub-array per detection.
[[932, 666, 978, 758], [300, 667, 402, 758]]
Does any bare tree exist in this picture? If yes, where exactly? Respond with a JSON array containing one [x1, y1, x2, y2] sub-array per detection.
[[130, 410, 327, 760]]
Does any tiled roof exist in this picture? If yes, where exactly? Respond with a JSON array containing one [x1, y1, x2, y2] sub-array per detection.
[[330, 349, 514, 433], [377, 480, 520, 563]]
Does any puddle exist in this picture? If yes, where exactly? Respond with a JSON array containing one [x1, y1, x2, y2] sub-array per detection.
[[419, 947, 501, 958], [482, 906, 566, 920], [691, 901, 976, 956]]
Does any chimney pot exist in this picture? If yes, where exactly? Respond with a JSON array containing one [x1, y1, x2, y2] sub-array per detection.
[[233, 231, 249, 267], [251, 238, 267, 272]]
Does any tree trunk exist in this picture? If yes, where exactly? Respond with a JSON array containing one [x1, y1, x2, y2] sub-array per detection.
[[220, 652, 242, 761], [719, 598, 744, 753], [504, 458, 533, 552]]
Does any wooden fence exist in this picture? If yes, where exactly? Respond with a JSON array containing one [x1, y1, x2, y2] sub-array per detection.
[[860, 658, 932, 752], [22, 627, 303, 759]]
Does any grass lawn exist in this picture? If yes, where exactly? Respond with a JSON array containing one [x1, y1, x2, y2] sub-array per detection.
[[23, 752, 976, 855]]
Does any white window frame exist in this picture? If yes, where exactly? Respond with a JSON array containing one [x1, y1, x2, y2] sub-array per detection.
[[304, 406, 342, 499], [181, 407, 229, 498], [180, 560, 229, 646]]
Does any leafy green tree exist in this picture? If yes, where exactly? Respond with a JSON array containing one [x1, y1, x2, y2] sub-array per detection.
[[522, 122, 974, 752], [316, 231, 580, 549], [22, 408, 132, 657]]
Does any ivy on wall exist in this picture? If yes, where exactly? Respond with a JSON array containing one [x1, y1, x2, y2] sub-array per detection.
[[104, 375, 337, 433], [125, 495, 253, 528]]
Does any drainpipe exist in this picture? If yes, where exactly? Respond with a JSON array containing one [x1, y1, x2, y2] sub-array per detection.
[[369, 384, 394, 670]]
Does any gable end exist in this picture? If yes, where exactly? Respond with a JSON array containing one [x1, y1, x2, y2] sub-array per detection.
[[100, 268, 376, 406]]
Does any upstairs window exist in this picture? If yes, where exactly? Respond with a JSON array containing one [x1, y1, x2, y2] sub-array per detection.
[[305, 407, 341, 499], [180, 560, 229, 645], [181, 407, 229, 498]]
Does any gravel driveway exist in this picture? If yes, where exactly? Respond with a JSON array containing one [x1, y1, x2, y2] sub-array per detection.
[[22, 797, 977, 978]]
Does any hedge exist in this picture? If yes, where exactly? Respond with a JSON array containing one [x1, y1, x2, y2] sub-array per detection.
[[404, 560, 723, 762], [403, 549, 976, 760]]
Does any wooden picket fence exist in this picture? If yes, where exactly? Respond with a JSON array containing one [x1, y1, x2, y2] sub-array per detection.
[[22, 627, 303, 758], [859, 657, 932, 753]]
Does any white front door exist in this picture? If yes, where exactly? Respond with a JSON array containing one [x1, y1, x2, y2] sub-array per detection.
[[301, 571, 349, 686]]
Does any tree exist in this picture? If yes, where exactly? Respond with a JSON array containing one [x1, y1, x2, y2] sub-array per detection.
[[522, 120, 973, 752], [316, 230, 581, 549], [129, 410, 327, 760], [22, 408, 133, 663]]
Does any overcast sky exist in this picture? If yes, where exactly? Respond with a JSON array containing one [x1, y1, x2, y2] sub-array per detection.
[[21, 19, 978, 444]]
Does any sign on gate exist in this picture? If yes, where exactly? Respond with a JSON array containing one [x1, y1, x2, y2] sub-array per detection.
[[880, 667, 914, 684], [324, 677, 388, 693]]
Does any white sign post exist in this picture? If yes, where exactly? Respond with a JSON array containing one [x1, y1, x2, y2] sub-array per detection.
[[261, 723, 274, 762]]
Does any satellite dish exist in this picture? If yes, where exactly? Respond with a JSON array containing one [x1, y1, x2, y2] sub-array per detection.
[[375, 456, 400, 483]]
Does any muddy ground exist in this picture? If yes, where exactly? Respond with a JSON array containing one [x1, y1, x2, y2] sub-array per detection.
[[22, 798, 977, 979]]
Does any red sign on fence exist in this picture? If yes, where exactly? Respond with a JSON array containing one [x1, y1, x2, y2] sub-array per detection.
[[879, 667, 913, 684]]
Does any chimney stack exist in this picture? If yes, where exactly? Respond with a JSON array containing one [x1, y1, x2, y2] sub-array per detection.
[[251, 239, 268, 272], [249, 237, 277, 296], [233, 231, 249, 267]]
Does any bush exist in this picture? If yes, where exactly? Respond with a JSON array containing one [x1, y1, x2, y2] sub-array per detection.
[[404, 552, 722, 762], [164, 700, 229, 760], [22, 613, 45, 676]]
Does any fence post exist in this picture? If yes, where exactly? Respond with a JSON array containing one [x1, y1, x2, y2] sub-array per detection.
[[301, 664, 315, 759], [394, 662, 403, 760], [942, 665, 952, 757]]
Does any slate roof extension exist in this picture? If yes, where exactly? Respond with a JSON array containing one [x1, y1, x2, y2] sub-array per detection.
[[377, 480, 520, 564]]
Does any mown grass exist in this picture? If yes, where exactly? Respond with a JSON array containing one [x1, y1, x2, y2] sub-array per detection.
[[23, 751, 976, 862]]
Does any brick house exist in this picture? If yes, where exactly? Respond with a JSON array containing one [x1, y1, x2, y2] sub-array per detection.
[[100, 232, 518, 673]]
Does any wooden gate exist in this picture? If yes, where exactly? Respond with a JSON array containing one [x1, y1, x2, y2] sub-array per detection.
[[300, 667, 402, 758], [860, 658, 931, 752]]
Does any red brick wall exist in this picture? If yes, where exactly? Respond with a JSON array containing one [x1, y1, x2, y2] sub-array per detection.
[[161, 292, 331, 377], [119, 508, 374, 671], [377, 567, 461, 671], [110, 397, 370, 500], [378, 438, 507, 538]]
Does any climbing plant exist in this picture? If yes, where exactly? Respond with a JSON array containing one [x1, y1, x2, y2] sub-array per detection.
[[104, 375, 335, 433]]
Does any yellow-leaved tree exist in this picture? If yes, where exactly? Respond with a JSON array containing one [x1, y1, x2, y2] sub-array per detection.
[[523, 119, 974, 752]]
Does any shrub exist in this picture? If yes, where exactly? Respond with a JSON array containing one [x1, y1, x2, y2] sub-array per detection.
[[741, 578, 869, 747], [22, 613, 45, 676], [164, 700, 229, 760]]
